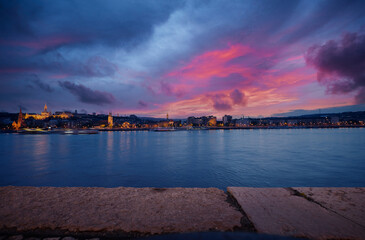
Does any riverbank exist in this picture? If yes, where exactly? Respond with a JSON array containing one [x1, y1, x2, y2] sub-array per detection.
[[1, 187, 364, 240], [1, 125, 365, 134]]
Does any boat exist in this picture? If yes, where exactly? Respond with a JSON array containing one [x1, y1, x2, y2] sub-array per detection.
[[78, 129, 99, 134], [153, 127, 176, 132], [17, 128, 49, 134], [63, 129, 99, 135]]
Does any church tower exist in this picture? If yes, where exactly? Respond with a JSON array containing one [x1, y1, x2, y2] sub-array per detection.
[[16, 108, 24, 130], [44, 104, 48, 113], [108, 112, 113, 128]]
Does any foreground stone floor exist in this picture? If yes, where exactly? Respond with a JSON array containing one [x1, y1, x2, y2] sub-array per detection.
[[228, 187, 365, 240], [1, 187, 365, 240]]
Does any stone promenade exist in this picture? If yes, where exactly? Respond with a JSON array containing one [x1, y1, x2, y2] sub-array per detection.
[[0, 187, 364, 239]]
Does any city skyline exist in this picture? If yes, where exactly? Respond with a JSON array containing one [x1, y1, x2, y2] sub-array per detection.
[[4, 102, 365, 120], [1, 1, 365, 118]]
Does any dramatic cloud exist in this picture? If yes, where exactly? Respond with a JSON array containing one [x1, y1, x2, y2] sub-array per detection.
[[211, 94, 232, 111], [306, 32, 365, 103], [230, 89, 247, 105], [209, 89, 248, 111], [1, 1, 365, 116], [0, 0, 181, 49], [59, 81, 115, 105], [30, 74, 53, 92]]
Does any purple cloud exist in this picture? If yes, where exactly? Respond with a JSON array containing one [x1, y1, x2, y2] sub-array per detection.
[[230, 89, 247, 105], [211, 94, 232, 111], [306, 32, 365, 103], [59, 81, 115, 105]]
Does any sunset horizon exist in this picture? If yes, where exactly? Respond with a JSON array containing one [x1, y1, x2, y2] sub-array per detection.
[[1, 1, 365, 118], [1, 1, 365, 239]]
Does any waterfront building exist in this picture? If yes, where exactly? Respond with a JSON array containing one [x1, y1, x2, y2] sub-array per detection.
[[187, 116, 217, 126], [235, 118, 250, 127], [207, 116, 217, 126], [108, 112, 113, 128], [287, 119, 298, 126], [12, 108, 25, 130], [330, 116, 340, 125], [25, 104, 52, 120], [187, 116, 195, 125], [53, 111, 73, 119], [223, 115, 232, 125]]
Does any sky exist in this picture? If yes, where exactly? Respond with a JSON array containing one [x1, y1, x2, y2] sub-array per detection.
[[1, 0, 365, 118]]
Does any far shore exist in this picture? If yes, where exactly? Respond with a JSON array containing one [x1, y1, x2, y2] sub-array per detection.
[[1, 125, 365, 134]]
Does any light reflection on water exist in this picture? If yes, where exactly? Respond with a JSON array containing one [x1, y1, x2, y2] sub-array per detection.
[[0, 128, 364, 189]]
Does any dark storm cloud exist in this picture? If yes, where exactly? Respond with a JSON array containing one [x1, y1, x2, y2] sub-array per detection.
[[306, 32, 365, 103], [0, 0, 41, 38], [59, 81, 115, 105], [29, 74, 53, 92], [0, 52, 119, 78], [0, 0, 182, 49]]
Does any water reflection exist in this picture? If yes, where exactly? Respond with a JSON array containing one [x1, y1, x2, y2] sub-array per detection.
[[0, 129, 364, 188], [31, 135, 49, 171], [106, 131, 114, 162]]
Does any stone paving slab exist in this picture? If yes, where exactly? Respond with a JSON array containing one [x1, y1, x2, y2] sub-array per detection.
[[0, 186, 242, 234], [227, 187, 365, 240], [293, 187, 365, 228]]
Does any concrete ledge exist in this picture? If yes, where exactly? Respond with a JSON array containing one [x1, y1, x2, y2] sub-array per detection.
[[293, 187, 365, 228], [227, 187, 365, 240], [0, 186, 241, 235], [2, 186, 365, 240]]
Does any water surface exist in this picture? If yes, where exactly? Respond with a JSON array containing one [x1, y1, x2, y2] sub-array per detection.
[[1, 128, 364, 189]]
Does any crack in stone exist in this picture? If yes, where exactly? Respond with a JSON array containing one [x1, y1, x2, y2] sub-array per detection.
[[285, 187, 365, 230], [225, 191, 257, 233]]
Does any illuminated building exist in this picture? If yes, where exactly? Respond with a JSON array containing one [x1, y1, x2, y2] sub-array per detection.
[[207, 116, 217, 126], [25, 104, 52, 120], [12, 108, 25, 130], [122, 122, 130, 128], [53, 111, 73, 119], [108, 112, 113, 128]]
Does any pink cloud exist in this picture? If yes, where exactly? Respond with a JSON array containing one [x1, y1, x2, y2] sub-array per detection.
[[166, 44, 252, 80]]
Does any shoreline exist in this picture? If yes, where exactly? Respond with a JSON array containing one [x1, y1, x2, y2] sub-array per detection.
[[1, 125, 365, 134], [1, 186, 364, 239]]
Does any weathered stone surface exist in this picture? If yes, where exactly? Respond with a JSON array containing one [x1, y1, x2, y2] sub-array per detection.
[[61, 237, 76, 240], [0, 186, 241, 234], [294, 187, 365, 228], [7, 235, 23, 240], [227, 187, 365, 240]]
